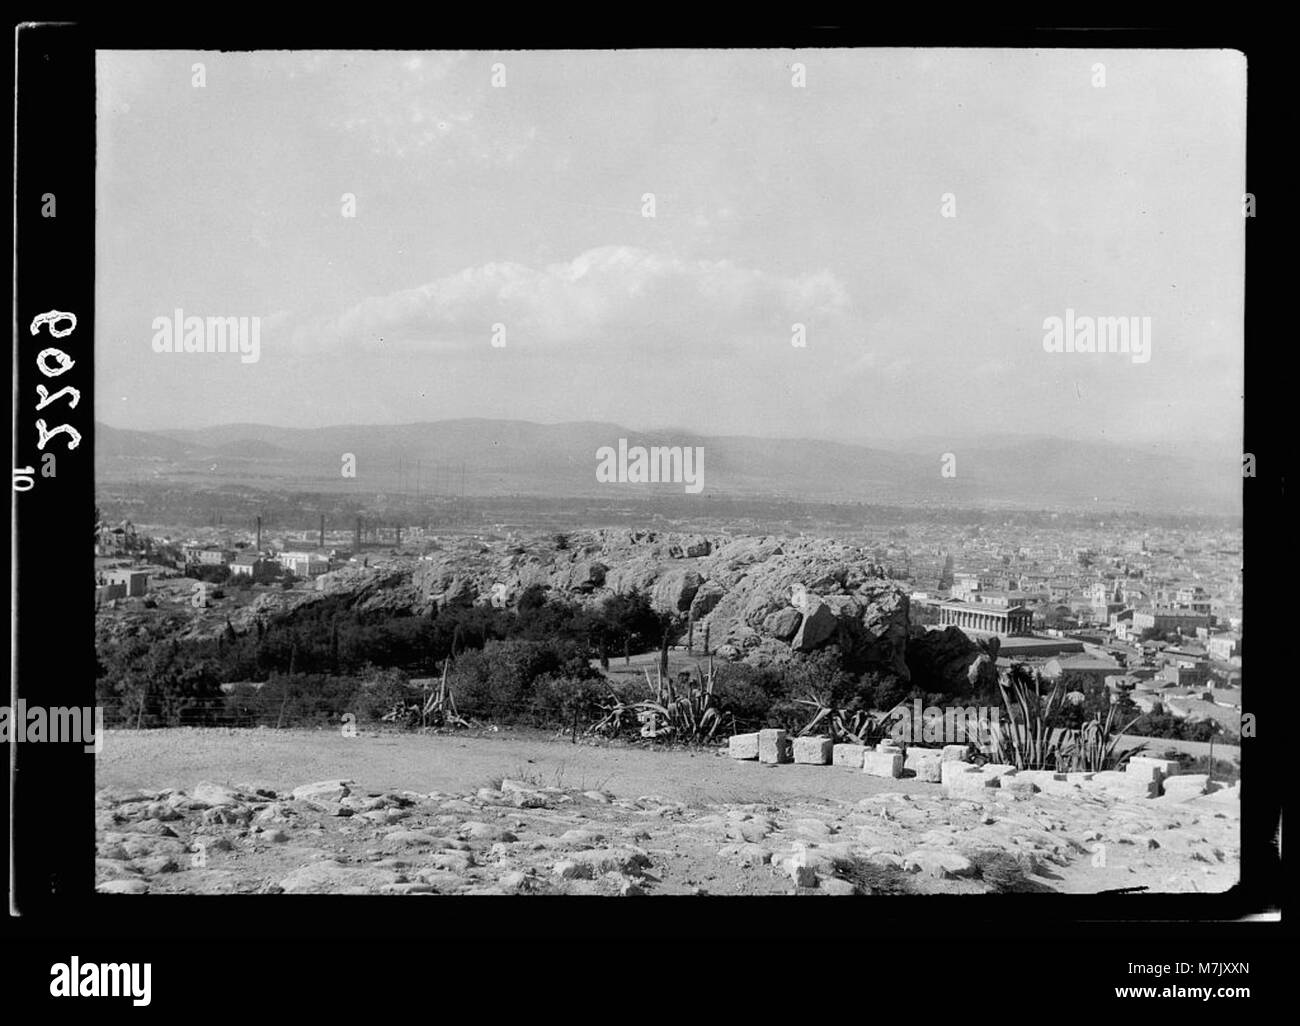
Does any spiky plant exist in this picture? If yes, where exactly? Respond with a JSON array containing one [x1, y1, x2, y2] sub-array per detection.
[[1060, 701, 1146, 773], [795, 696, 902, 745], [986, 665, 1070, 770]]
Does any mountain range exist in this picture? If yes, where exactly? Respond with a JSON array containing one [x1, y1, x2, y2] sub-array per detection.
[[94, 419, 1241, 515]]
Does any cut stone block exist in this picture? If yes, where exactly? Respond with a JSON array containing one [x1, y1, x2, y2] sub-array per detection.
[[729, 733, 760, 760], [862, 750, 904, 778], [997, 771, 1040, 796], [942, 761, 998, 795], [905, 748, 944, 783], [1015, 770, 1066, 789], [758, 729, 792, 765], [1065, 772, 1095, 784], [1126, 756, 1181, 783], [832, 743, 867, 768], [1090, 770, 1158, 798], [941, 745, 970, 763], [1124, 761, 1163, 786], [792, 736, 833, 765], [1161, 774, 1210, 800]]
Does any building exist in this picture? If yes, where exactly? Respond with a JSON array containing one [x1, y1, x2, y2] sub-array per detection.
[[184, 545, 233, 567], [94, 582, 127, 606], [229, 553, 269, 577], [1156, 662, 1212, 689], [278, 551, 330, 577], [949, 573, 982, 602], [104, 569, 149, 597], [1088, 580, 1125, 624], [1132, 608, 1211, 634], [1042, 654, 1122, 682], [1206, 633, 1241, 661], [1174, 586, 1213, 616], [938, 600, 1032, 636]]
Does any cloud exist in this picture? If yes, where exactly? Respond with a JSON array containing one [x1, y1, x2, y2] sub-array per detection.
[[301, 53, 535, 166], [285, 246, 851, 355]]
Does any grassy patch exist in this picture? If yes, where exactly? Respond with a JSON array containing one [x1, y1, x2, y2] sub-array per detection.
[[968, 849, 1050, 893], [833, 856, 915, 895]]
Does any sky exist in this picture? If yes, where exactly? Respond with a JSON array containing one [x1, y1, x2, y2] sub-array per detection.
[[96, 49, 1246, 447]]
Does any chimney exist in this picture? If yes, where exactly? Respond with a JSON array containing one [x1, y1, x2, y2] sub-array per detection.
[[255, 515, 262, 553], [319, 514, 325, 550]]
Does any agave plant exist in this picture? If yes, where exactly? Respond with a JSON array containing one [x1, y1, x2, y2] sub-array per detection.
[[588, 683, 642, 737], [984, 665, 1072, 770], [380, 660, 468, 730], [619, 658, 729, 742], [985, 663, 1144, 772], [1058, 701, 1147, 773], [796, 695, 903, 745]]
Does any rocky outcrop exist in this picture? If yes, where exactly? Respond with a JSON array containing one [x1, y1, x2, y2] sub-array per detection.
[[95, 765, 1241, 896], [126, 529, 983, 693], [905, 626, 997, 697]]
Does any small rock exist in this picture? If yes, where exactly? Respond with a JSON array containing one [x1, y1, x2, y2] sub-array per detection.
[[553, 860, 594, 880]]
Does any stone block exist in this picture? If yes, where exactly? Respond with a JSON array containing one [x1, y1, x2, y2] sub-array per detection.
[[758, 729, 792, 765], [832, 743, 867, 768], [291, 779, 353, 808], [862, 750, 904, 778], [998, 771, 1040, 796], [1014, 770, 1064, 790], [905, 748, 944, 783], [1161, 774, 1210, 800], [941, 745, 970, 763], [942, 761, 998, 795], [1126, 756, 1181, 784], [1090, 770, 1158, 798], [729, 733, 760, 760], [792, 736, 833, 765]]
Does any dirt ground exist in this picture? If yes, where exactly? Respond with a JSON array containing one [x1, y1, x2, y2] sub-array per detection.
[[96, 726, 937, 805], [95, 727, 1242, 897]]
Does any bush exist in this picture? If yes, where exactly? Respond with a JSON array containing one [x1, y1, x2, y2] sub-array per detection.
[[450, 638, 598, 724], [354, 667, 413, 721], [530, 674, 606, 731], [711, 667, 777, 727], [189, 563, 231, 584]]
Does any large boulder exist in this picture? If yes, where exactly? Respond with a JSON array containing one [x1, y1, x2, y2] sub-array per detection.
[[688, 580, 726, 619], [906, 626, 993, 696], [652, 569, 702, 614], [791, 597, 838, 652], [763, 607, 803, 641]]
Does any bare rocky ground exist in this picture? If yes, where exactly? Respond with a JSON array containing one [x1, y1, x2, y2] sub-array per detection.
[[95, 728, 1240, 896]]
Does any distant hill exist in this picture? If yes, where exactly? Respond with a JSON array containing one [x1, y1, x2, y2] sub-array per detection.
[[94, 419, 1241, 515]]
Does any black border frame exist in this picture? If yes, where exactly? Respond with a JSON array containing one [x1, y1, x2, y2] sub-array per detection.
[[6, 17, 1286, 965]]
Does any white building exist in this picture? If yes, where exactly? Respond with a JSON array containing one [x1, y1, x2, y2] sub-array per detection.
[[278, 551, 330, 577]]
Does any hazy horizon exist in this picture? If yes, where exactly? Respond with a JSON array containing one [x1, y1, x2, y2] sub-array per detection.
[[97, 49, 1246, 449]]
